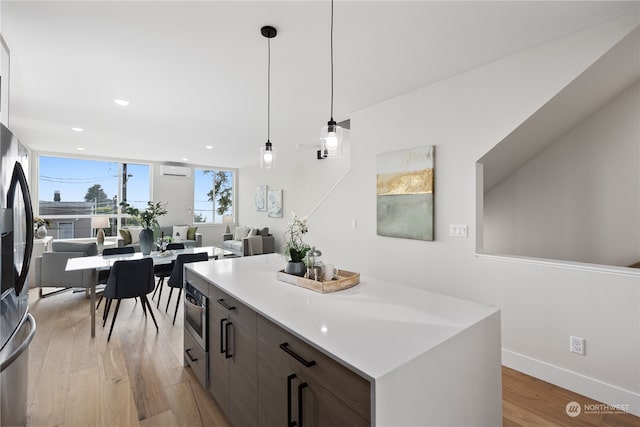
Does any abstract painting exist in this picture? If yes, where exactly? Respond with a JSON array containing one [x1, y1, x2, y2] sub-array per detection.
[[267, 189, 283, 218], [377, 145, 434, 240], [255, 185, 267, 211]]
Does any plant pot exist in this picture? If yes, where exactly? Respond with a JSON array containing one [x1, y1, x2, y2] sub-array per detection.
[[35, 225, 47, 239], [139, 228, 154, 256], [284, 261, 307, 277]]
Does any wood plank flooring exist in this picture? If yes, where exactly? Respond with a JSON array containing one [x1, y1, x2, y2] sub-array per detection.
[[25, 286, 640, 427]]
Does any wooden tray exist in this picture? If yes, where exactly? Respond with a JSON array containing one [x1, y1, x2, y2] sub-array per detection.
[[276, 269, 360, 293]]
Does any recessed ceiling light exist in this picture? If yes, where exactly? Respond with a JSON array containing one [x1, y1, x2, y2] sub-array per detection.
[[113, 99, 130, 106], [205, 145, 213, 150], [76, 147, 85, 151], [71, 127, 83, 132], [182, 158, 189, 161]]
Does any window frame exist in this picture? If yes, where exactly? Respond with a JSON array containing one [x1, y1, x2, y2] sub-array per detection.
[[33, 152, 152, 237], [192, 167, 236, 224]]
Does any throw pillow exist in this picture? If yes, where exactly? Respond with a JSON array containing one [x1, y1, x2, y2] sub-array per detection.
[[260, 227, 270, 236], [173, 225, 189, 242], [187, 226, 198, 240], [234, 226, 250, 241], [119, 229, 132, 246], [128, 226, 143, 244], [248, 228, 259, 237]]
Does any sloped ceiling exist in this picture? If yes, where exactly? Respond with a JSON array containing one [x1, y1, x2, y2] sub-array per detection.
[[2, 1, 638, 168], [480, 25, 640, 192]]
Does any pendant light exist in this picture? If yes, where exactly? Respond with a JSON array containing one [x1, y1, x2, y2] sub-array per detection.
[[260, 25, 277, 169], [319, 0, 343, 159]]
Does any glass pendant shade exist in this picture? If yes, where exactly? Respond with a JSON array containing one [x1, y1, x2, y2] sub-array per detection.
[[320, 120, 343, 158], [260, 141, 275, 169]]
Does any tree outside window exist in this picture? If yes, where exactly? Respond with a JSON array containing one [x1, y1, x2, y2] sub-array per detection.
[[194, 169, 234, 223]]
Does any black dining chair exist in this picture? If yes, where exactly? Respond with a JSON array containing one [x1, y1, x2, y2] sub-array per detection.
[[96, 246, 135, 311], [153, 242, 185, 307], [165, 252, 211, 325], [103, 257, 158, 342]]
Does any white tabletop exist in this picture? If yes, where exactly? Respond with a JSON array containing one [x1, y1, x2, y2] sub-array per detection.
[[65, 246, 232, 271], [186, 253, 499, 380]]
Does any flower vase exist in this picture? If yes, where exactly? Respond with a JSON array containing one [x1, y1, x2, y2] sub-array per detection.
[[139, 228, 154, 256], [35, 225, 47, 239], [284, 261, 307, 277]]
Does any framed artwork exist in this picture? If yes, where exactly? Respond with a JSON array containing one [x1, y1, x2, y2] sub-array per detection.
[[267, 189, 283, 218], [376, 145, 434, 241], [255, 185, 267, 211]]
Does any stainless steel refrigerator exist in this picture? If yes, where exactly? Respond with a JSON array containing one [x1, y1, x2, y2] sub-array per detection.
[[0, 123, 35, 427]]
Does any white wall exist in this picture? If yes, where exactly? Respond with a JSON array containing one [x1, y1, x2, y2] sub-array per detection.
[[484, 81, 640, 266], [238, 13, 640, 414]]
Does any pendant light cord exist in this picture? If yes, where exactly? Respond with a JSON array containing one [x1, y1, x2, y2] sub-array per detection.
[[330, 0, 334, 121], [267, 36, 271, 141]]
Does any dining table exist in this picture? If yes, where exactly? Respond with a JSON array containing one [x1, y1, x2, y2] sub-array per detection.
[[65, 246, 233, 338]]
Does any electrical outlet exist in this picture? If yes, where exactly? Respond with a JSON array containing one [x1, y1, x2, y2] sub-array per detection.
[[570, 335, 585, 355]]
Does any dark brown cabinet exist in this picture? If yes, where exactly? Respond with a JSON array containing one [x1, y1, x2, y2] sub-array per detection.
[[257, 315, 370, 427], [208, 287, 258, 427], [202, 277, 371, 427]]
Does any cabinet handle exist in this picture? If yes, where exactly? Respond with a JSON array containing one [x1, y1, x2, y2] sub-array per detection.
[[225, 321, 233, 359], [298, 382, 308, 427], [220, 318, 227, 354], [287, 374, 297, 427], [280, 343, 316, 368], [185, 348, 198, 362], [217, 298, 236, 310]]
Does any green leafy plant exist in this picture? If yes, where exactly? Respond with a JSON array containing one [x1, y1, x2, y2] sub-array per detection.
[[33, 217, 51, 228], [284, 213, 310, 262], [120, 201, 168, 229]]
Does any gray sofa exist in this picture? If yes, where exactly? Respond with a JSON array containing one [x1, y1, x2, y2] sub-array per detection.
[[32, 241, 98, 298], [118, 225, 202, 252], [222, 226, 275, 257]]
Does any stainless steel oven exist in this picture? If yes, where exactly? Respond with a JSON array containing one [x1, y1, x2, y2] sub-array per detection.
[[184, 281, 208, 351]]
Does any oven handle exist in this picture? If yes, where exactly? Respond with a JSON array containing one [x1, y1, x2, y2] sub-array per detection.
[[184, 298, 204, 313], [185, 348, 198, 362]]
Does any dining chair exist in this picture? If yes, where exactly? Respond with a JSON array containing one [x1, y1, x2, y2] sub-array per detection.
[[165, 252, 211, 325], [96, 246, 135, 311], [153, 242, 185, 307], [102, 257, 157, 342]]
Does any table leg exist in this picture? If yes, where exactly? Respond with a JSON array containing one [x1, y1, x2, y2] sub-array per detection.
[[90, 284, 96, 338]]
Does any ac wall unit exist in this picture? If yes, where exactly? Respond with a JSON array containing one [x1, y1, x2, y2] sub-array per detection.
[[161, 165, 191, 177]]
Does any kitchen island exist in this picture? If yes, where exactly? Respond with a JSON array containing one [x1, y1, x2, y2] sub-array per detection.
[[184, 253, 501, 426]]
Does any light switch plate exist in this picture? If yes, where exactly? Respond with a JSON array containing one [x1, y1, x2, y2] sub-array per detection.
[[449, 224, 468, 238]]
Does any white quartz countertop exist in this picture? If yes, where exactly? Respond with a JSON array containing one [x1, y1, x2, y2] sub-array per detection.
[[186, 254, 499, 381]]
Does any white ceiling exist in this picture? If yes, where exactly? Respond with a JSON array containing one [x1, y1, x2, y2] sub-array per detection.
[[2, 1, 637, 169]]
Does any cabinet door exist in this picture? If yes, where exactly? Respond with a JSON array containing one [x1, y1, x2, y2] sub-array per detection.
[[257, 337, 293, 427], [228, 321, 258, 427], [208, 302, 229, 412], [298, 376, 370, 427]]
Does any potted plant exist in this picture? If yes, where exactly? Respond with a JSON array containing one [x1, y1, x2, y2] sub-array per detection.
[[284, 213, 310, 277], [33, 217, 51, 239], [120, 201, 168, 255]]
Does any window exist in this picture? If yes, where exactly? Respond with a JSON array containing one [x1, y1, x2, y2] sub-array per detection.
[[193, 168, 234, 223], [57, 222, 74, 239], [37, 156, 150, 238]]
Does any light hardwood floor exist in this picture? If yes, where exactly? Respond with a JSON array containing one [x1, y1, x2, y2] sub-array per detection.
[[25, 287, 640, 427]]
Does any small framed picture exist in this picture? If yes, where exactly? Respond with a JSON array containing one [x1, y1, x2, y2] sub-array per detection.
[[267, 189, 283, 218], [255, 185, 267, 211]]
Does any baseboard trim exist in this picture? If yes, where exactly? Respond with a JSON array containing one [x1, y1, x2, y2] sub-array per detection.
[[502, 349, 640, 417]]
